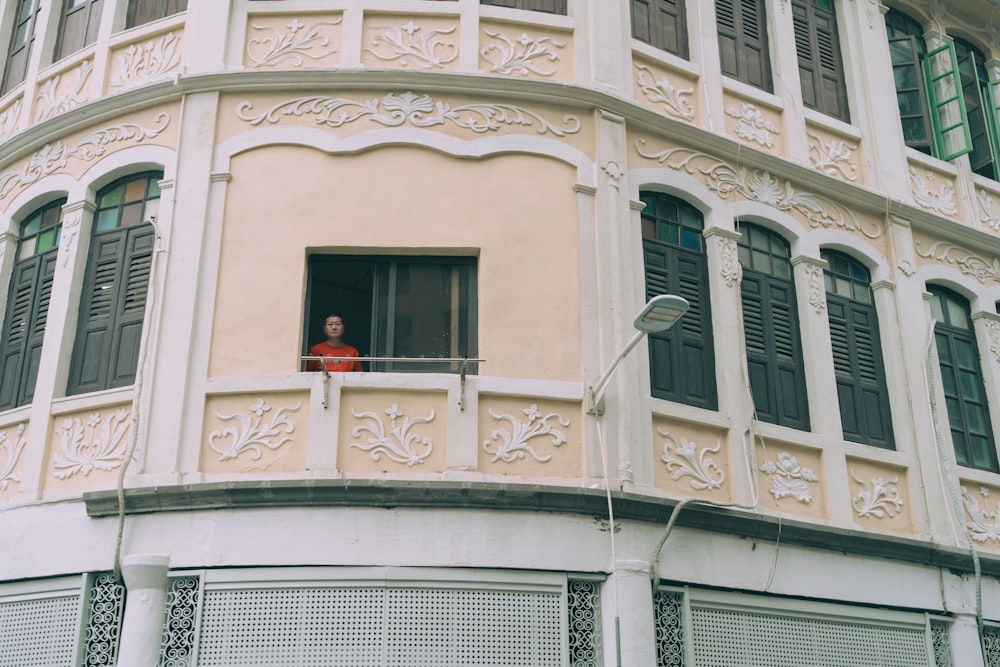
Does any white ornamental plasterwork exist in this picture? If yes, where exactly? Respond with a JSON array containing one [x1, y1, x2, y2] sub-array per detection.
[[51, 409, 131, 479], [0, 112, 170, 200], [60, 212, 81, 268], [636, 141, 882, 239], [976, 190, 1000, 231], [961, 485, 1000, 543], [109, 31, 181, 90], [351, 403, 435, 466], [207, 399, 301, 462], [482, 404, 569, 463], [914, 240, 1000, 285], [602, 161, 623, 191], [986, 320, 1000, 364], [658, 430, 725, 491], [635, 64, 695, 121], [236, 92, 580, 136], [807, 133, 858, 181], [36, 60, 92, 121], [910, 167, 957, 216], [725, 103, 779, 148], [759, 451, 819, 503], [367, 21, 457, 69], [481, 31, 565, 76], [0, 423, 27, 491], [850, 470, 903, 519], [805, 262, 826, 314], [718, 236, 742, 287], [0, 98, 21, 143], [246, 18, 340, 68]]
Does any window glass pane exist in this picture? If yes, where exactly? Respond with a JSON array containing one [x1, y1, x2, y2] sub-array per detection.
[[967, 405, 987, 432], [773, 259, 791, 280], [946, 398, 964, 428], [641, 218, 656, 239], [659, 222, 679, 245], [955, 340, 976, 368], [17, 236, 35, 259], [835, 277, 851, 298], [681, 228, 701, 250], [935, 334, 952, 364], [738, 244, 750, 267], [751, 249, 769, 270], [947, 300, 969, 329], [940, 368, 956, 395], [95, 209, 119, 232], [22, 215, 40, 237], [100, 184, 123, 207], [951, 431, 969, 464], [971, 436, 993, 468], [36, 228, 55, 253], [146, 178, 161, 199], [852, 283, 870, 304], [123, 178, 146, 202], [119, 202, 143, 228], [959, 369, 981, 400], [930, 294, 944, 322]]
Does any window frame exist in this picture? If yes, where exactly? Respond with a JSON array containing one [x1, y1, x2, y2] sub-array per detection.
[[479, 0, 566, 15], [792, 0, 850, 121], [125, 0, 187, 30], [716, 0, 772, 92], [55, 0, 103, 61], [631, 0, 689, 59], [2, 0, 41, 95], [305, 255, 478, 374]]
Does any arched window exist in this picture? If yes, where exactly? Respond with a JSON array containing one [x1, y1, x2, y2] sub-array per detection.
[[953, 38, 998, 180], [929, 286, 997, 471], [821, 250, 893, 448], [737, 223, 808, 429], [67, 172, 160, 396], [884, 9, 933, 155], [792, 0, 849, 121], [0, 199, 65, 410], [640, 192, 716, 409]]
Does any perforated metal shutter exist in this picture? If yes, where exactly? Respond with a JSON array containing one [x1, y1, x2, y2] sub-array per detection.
[[689, 605, 931, 667], [197, 583, 565, 666], [0, 593, 80, 666]]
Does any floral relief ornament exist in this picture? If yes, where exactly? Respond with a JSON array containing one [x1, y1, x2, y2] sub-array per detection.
[[367, 21, 457, 69], [483, 404, 569, 463], [962, 485, 1000, 543], [60, 212, 80, 268], [726, 103, 779, 148], [976, 190, 1000, 231], [0, 112, 170, 200], [36, 60, 92, 121], [718, 236, 742, 287], [110, 31, 181, 89], [246, 18, 340, 68], [351, 404, 435, 466], [658, 430, 725, 491], [0, 98, 21, 143], [759, 451, 819, 503], [910, 167, 957, 216], [987, 319, 1000, 364], [236, 92, 580, 136], [52, 409, 131, 479], [635, 64, 695, 120], [807, 133, 858, 181], [850, 470, 903, 518], [805, 262, 826, 314], [0, 423, 27, 491], [481, 31, 565, 76], [207, 399, 301, 462], [636, 141, 881, 239], [914, 240, 1000, 285]]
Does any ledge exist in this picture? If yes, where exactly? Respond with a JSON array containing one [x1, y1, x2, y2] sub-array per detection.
[[83, 479, 999, 576]]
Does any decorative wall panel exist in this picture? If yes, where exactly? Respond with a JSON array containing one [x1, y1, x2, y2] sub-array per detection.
[[479, 21, 572, 81], [652, 416, 730, 501], [244, 14, 342, 69], [755, 442, 827, 519], [845, 457, 912, 534], [200, 393, 308, 473], [44, 403, 132, 492], [478, 396, 580, 476], [338, 390, 447, 473]]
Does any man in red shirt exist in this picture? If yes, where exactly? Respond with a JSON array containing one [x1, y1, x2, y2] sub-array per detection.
[[306, 314, 363, 372]]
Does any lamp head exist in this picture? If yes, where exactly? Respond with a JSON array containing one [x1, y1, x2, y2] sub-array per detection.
[[633, 294, 690, 333]]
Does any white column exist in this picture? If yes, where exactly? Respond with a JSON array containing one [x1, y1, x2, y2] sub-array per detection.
[[765, 0, 808, 161], [583, 0, 630, 92], [602, 559, 656, 667], [115, 554, 170, 667], [948, 614, 987, 667], [0, 230, 16, 326], [791, 255, 840, 439]]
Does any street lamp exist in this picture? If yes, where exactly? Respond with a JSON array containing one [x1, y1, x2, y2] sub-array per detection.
[[586, 294, 690, 414]]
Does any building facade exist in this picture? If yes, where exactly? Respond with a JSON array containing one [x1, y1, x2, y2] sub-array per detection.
[[1, 0, 1000, 664]]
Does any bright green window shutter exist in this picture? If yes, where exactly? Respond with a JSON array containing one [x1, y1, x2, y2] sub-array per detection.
[[924, 42, 972, 160]]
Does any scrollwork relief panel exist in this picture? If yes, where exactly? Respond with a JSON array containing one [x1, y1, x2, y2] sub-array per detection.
[[0, 97, 23, 144], [363, 16, 459, 70], [652, 417, 730, 500], [45, 404, 132, 491], [909, 166, 958, 217], [633, 61, 696, 122], [108, 31, 182, 92], [724, 100, 780, 150], [961, 484, 1000, 546], [756, 443, 826, 518], [914, 236, 1000, 285], [244, 14, 342, 69], [478, 397, 580, 476], [200, 393, 308, 473], [807, 125, 860, 183], [480, 22, 571, 81], [846, 458, 912, 533], [0, 422, 28, 496], [339, 390, 446, 473], [36, 60, 93, 121]]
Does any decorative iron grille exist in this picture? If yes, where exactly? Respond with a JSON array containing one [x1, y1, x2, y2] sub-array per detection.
[[984, 624, 1000, 667], [82, 572, 126, 666], [567, 579, 601, 666], [930, 619, 953, 667], [654, 590, 685, 667], [159, 576, 200, 667]]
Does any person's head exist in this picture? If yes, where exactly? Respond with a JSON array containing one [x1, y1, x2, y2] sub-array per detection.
[[322, 314, 345, 343]]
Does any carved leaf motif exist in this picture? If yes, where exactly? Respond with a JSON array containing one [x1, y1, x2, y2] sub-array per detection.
[[986, 320, 1000, 364], [0, 423, 27, 491], [481, 31, 564, 76], [635, 142, 882, 239], [482, 404, 569, 463], [0, 113, 170, 200], [910, 167, 957, 216], [351, 404, 435, 466], [850, 470, 903, 518], [759, 451, 818, 503], [246, 18, 340, 68], [236, 93, 580, 136], [961, 486, 1000, 542], [36, 60, 92, 121], [0, 98, 21, 143], [808, 133, 858, 181], [635, 64, 695, 120], [207, 399, 301, 461], [977, 190, 1000, 231], [725, 104, 779, 148], [367, 21, 457, 69], [805, 263, 826, 314], [658, 430, 725, 490], [52, 409, 131, 479], [717, 236, 741, 287], [914, 240, 1000, 285], [110, 32, 181, 89]]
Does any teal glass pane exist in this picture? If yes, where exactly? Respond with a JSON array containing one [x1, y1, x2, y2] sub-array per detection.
[[36, 228, 55, 253], [658, 221, 679, 245], [146, 176, 161, 198], [737, 245, 750, 267], [681, 228, 700, 250], [946, 398, 964, 428], [959, 370, 981, 400], [99, 183, 124, 207], [22, 215, 39, 237], [773, 259, 791, 280], [824, 273, 835, 293], [853, 283, 870, 304], [751, 249, 769, 271], [941, 369, 957, 395], [970, 436, 992, 468], [951, 430, 969, 464], [935, 334, 952, 363], [95, 209, 119, 232], [640, 194, 655, 215], [967, 405, 987, 433], [955, 340, 975, 368]]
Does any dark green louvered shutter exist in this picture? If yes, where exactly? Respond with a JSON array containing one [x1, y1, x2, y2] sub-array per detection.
[[480, 0, 566, 13], [716, 0, 772, 91], [828, 298, 893, 448], [68, 225, 154, 395], [741, 272, 810, 430], [0, 252, 55, 409], [632, 0, 688, 58], [792, 0, 849, 121], [644, 239, 717, 410]]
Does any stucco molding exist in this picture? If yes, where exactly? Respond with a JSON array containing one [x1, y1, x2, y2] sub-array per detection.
[[962, 485, 1000, 543], [807, 132, 857, 181], [635, 141, 881, 239], [366, 21, 458, 69], [51, 408, 131, 479], [914, 240, 1000, 285], [35, 60, 93, 122], [634, 64, 694, 121], [909, 167, 957, 217], [246, 18, 340, 69], [350, 404, 435, 467], [482, 404, 569, 463], [657, 430, 725, 491], [0, 423, 27, 491], [849, 470, 903, 519], [0, 97, 22, 143], [725, 103, 779, 148], [207, 399, 301, 462], [109, 31, 182, 91], [481, 30, 565, 77], [759, 451, 819, 504]]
